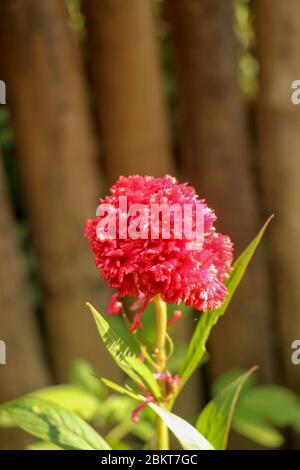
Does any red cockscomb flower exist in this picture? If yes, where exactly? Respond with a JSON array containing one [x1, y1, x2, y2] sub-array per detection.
[[84, 175, 233, 331]]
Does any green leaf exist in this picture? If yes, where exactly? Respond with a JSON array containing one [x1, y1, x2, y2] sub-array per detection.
[[101, 378, 143, 402], [0, 397, 111, 450], [232, 384, 300, 447], [233, 408, 284, 448], [0, 409, 14, 428], [213, 369, 298, 448], [109, 440, 133, 450], [98, 394, 154, 444], [176, 217, 272, 402], [131, 419, 154, 443], [212, 368, 256, 396], [27, 441, 62, 450], [239, 385, 300, 429], [97, 395, 136, 425], [196, 367, 257, 449], [30, 385, 100, 421], [149, 404, 214, 450], [87, 303, 161, 400], [69, 359, 107, 399]]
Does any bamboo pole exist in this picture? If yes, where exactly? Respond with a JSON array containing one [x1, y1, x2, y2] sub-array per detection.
[[0, 0, 120, 382], [253, 0, 300, 447], [0, 155, 50, 449], [167, 0, 275, 385], [83, 0, 172, 182]]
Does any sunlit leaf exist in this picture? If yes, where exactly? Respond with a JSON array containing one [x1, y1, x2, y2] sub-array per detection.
[[212, 368, 256, 396], [149, 404, 214, 450], [101, 378, 142, 402], [0, 397, 110, 450], [27, 441, 62, 450], [87, 303, 161, 400], [175, 217, 273, 403], [212, 368, 300, 448], [196, 367, 257, 449], [30, 385, 100, 421]]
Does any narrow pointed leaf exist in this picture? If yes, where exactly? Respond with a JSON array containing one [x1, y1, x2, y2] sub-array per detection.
[[101, 378, 143, 402], [149, 404, 214, 450], [196, 367, 257, 449], [175, 217, 272, 402], [87, 303, 161, 400]]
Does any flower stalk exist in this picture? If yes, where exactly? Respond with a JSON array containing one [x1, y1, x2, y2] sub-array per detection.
[[153, 294, 169, 450]]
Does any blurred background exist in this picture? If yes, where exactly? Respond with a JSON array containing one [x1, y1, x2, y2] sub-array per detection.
[[0, 0, 300, 450]]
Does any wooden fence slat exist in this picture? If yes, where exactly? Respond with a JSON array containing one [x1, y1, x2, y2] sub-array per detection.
[[167, 0, 275, 387], [83, 0, 202, 420], [83, 0, 172, 182], [0, 155, 50, 449], [0, 0, 121, 383], [253, 0, 300, 448]]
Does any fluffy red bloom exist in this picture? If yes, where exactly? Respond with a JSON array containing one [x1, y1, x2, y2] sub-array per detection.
[[85, 175, 233, 330]]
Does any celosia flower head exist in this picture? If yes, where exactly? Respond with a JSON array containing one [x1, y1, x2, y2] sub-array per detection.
[[85, 175, 233, 331]]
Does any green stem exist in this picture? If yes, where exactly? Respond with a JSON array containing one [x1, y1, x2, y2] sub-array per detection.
[[106, 420, 133, 443], [153, 294, 169, 450]]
